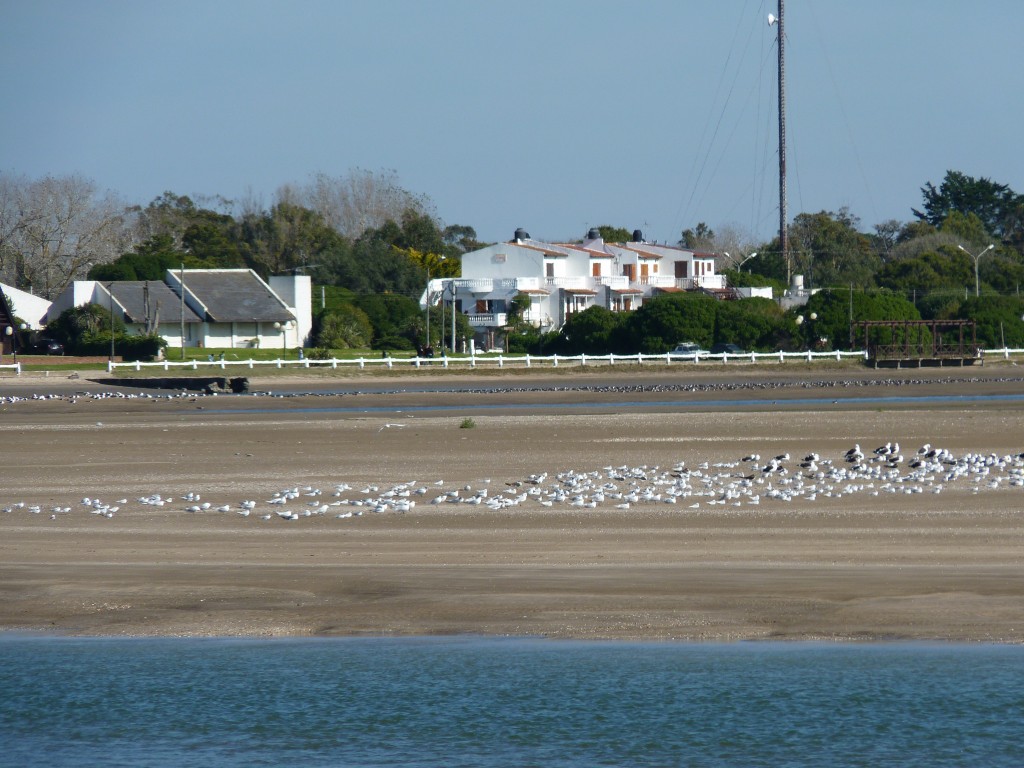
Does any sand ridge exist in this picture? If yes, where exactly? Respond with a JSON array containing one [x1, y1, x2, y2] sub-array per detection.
[[2, 366, 1024, 641]]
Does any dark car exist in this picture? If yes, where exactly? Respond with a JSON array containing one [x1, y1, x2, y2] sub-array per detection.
[[30, 339, 64, 355], [709, 342, 745, 355]]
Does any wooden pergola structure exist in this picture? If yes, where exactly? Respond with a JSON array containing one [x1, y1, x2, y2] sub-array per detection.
[[852, 319, 981, 368]]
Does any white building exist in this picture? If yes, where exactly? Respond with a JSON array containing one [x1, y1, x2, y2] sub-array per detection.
[[429, 228, 729, 348], [0, 282, 52, 329], [47, 270, 312, 352]]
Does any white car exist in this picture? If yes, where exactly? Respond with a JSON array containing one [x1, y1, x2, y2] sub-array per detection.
[[671, 342, 704, 355]]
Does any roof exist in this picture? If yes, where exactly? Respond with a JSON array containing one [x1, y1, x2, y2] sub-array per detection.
[[109, 281, 203, 324], [171, 269, 295, 323], [0, 286, 15, 327]]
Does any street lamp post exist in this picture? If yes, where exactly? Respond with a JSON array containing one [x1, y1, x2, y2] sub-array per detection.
[[958, 244, 995, 297], [424, 256, 446, 352], [108, 282, 115, 362], [723, 252, 758, 273], [450, 281, 457, 354], [274, 321, 292, 358]]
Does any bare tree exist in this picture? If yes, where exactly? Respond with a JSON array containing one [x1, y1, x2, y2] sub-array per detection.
[[0, 172, 131, 298], [289, 168, 435, 240]]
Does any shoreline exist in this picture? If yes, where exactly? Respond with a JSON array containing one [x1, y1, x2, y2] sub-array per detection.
[[3, 368, 1024, 642]]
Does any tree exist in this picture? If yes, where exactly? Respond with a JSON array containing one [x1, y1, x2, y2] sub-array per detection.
[[314, 304, 373, 349], [44, 303, 125, 352], [442, 224, 482, 253], [559, 306, 626, 354], [623, 294, 718, 354], [679, 222, 715, 250], [914, 170, 1023, 241], [801, 288, 920, 350], [871, 219, 903, 263], [0, 172, 130, 298], [714, 298, 790, 351], [788, 208, 880, 290], [89, 234, 185, 281], [289, 169, 435, 240], [595, 225, 632, 243], [956, 295, 1024, 349], [237, 202, 342, 278]]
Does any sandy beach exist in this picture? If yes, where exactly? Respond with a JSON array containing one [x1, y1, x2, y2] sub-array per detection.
[[2, 364, 1024, 641]]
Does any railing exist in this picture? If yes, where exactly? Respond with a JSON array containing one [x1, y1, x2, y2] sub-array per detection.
[[105, 349, 874, 374], [467, 312, 507, 327], [1, 346, 1020, 378], [870, 343, 982, 360], [545, 276, 590, 290], [495, 277, 542, 291], [595, 275, 630, 289], [450, 278, 494, 292]]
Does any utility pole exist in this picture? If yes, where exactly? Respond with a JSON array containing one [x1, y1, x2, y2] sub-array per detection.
[[180, 263, 186, 360], [776, 0, 788, 286]]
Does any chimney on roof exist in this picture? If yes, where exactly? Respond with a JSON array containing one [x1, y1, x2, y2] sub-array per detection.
[[632, 229, 644, 243], [513, 227, 530, 243]]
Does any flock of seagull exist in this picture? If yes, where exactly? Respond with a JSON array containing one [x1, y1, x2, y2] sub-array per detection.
[[3, 372, 1024, 408], [4, 441, 1023, 523]]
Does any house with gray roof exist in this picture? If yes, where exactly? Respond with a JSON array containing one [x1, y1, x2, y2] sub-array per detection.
[[47, 269, 311, 353]]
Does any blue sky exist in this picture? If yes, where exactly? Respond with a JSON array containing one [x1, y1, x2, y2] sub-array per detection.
[[2, 0, 1021, 246]]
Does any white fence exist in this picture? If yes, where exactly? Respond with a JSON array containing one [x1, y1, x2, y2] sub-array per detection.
[[3, 347, 1023, 378], [105, 348, 873, 373]]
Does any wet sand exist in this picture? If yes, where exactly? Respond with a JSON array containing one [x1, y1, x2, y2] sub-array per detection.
[[2, 365, 1024, 641]]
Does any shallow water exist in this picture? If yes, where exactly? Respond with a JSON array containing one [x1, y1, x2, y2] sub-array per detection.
[[3, 636, 1023, 767]]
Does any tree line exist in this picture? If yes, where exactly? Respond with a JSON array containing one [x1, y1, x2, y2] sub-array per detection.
[[2, 167, 1024, 354]]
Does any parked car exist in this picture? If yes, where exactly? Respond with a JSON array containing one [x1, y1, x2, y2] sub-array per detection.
[[709, 342, 745, 355], [29, 338, 64, 355], [671, 342, 705, 355]]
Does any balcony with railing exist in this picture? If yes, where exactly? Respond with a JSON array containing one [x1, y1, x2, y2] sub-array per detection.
[[545, 275, 593, 291], [495, 277, 542, 292], [637, 275, 676, 288], [451, 278, 494, 293], [467, 312, 508, 328], [595, 275, 630, 289]]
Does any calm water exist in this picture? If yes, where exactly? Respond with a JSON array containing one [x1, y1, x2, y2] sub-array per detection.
[[2, 636, 1023, 767]]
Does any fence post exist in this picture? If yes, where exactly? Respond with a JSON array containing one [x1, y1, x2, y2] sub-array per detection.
[[385, 357, 391, 369], [779, 351, 785, 363], [248, 359, 254, 369], [581, 353, 586, 367], [191, 360, 198, 370], [498, 355, 504, 368], [135, 361, 141, 371], [553, 354, 559, 367], [525, 354, 531, 368]]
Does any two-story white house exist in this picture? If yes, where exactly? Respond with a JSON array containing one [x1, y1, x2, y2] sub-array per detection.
[[429, 228, 727, 349]]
